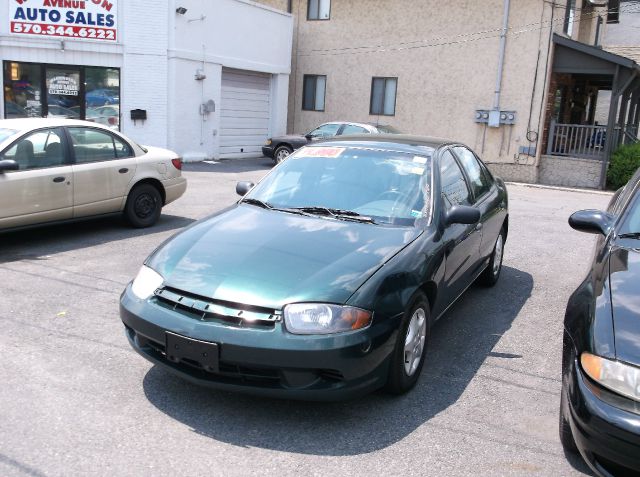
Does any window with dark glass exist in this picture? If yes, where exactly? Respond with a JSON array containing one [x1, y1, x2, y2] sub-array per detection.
[[564, 0, 576, 36], [307, 0, 330, 20], [3, 61, 120, 130], [440, 150, 471, 209], [607, 0, 620, 23], [453, 146, 492, 199], [370, 77, 397, 116], [1, 128, 66, 170], [302, 75, 326, 111], [68, 127, 133, 163], [3, 62, 42, 118]]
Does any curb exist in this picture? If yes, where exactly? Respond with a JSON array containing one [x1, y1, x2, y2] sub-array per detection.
[[505, 181, 614, 196]]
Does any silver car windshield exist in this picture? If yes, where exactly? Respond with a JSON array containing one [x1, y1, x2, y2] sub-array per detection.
[[246, 145, 434, 226]]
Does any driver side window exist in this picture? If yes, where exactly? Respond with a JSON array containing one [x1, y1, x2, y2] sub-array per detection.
[[440, 150, 471, 209], [1, 128, 66, 170], [308, 123, 341, 138]]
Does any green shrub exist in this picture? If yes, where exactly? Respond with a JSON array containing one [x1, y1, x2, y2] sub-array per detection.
[[607, 142, 640, 190]]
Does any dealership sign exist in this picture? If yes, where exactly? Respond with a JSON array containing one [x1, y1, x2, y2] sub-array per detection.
[[9, 0, 118, 42]]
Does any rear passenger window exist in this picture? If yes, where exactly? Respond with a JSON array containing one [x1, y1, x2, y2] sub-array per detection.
[[453, 146, 492, 199], [68, 127, 133, 164], [440, 150, 471, 209]]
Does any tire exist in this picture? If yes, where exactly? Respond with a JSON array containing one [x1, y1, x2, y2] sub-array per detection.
[[385, 292, 431, 395], [274, 145, 292, 164], [124, 183, 162, 228], [559, 385, 578, 453], [478, 228, 505, 287]]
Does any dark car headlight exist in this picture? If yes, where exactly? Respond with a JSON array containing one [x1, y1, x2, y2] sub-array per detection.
[[131, 265, 164, 300], [284, 303, 372, 335], [582, 352, 640, 402]]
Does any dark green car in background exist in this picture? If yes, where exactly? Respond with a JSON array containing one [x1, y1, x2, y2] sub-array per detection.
[[120, 135, 508, 400]]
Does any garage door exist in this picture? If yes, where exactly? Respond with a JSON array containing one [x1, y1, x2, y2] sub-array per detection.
[[220, 68, 271, 159]]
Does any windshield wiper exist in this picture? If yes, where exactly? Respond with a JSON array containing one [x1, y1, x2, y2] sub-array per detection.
[[618, 232, 640, 239], [241, 198, 273, 209], [291, 206, 376, 223]]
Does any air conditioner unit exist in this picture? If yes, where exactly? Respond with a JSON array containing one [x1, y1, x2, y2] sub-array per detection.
[[586, 0, 608, 6]]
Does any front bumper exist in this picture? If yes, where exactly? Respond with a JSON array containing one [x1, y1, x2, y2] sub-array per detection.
[[566, 359, 640, 476], [120, 285, 399, 400], [261, 145, 275, 159]]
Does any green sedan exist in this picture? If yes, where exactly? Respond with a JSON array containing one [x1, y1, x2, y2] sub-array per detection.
[[120, 135, 508, 400]]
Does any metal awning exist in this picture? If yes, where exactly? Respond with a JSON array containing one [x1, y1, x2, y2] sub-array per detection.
[[551, 34, 640, 188]]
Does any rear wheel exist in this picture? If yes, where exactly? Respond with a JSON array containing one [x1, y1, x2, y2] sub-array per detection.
[[478, 229, 505, 287], [386, 293, 430, 394], [274, 145, 292, 164], [124, 183, 162, 228]]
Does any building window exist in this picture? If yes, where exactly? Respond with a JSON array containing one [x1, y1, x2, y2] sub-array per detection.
[[607, 0, 620, 23], [307, 0, 331, 20], [370, 77, 397, 116], [302, 75, 326, 111], [563, 0, 576, 36], [3, 61, 120, 130]]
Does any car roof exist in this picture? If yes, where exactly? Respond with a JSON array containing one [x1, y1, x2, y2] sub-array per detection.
[[314, 134, 457, 155], [0, 118, 117, 133]]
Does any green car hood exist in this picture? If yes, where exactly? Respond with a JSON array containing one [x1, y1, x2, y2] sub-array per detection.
[[146, 204, 422, 310]]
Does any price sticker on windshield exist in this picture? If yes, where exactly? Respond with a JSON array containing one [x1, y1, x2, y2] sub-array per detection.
[[298, 147, 345, 158]]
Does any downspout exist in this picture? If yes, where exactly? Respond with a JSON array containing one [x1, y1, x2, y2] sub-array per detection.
[[493, 0, 511, 112], [287, 0, 292, 13]]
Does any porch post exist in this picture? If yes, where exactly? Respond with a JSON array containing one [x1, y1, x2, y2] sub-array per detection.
[[547, 119, 556, 155], [600, 65, 620, 189], [618, 90, 630, 144]]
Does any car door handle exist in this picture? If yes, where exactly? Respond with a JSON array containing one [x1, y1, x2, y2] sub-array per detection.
[[53, 176, 66, 183], [475, 223, 483, 231], [119, 168, 129, 174]]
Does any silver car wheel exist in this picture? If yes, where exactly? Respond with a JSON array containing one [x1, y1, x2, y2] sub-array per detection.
[[404, 307, 427, 376], [275, 148, 291, 163], [492, 234, 504, 276]]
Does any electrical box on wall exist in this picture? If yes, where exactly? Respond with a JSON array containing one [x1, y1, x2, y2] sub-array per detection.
[[130, 109, 147, 121], [200, 100, 215, 115], [475, 110, 517, 127]]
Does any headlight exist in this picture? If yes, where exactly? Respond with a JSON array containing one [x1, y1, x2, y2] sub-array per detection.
[[581, 352, 640, 402], [265, 139, 272, 145], [131, 265, 164, 300], [284, 303, 372, 335]]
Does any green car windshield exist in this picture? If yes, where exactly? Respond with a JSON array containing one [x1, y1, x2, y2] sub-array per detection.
[[246, 145, 434, 226]]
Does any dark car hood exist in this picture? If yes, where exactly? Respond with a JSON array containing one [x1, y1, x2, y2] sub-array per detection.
[[609, 244, 640, 367], [146, 205, 422, 310]]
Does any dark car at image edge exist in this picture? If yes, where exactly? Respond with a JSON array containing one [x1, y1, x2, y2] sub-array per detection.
[[121, 135, 508, 401], [560, 167, 640, 476]]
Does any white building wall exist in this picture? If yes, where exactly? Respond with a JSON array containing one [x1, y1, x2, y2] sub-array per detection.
[[120, 0, 170, 148], [0, 0, 292, 159], [167, 0, 292, 159]]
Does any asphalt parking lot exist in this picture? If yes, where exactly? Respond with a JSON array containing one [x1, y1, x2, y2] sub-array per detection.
[[0, 158, 612, 477]]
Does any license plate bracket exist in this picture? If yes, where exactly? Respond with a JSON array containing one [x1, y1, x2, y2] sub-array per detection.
[[165, 332, 219, 373]]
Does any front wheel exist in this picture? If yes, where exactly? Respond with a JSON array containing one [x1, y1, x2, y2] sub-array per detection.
[[386, 293, 431, 394], [274, 145, 292, 164], [478, 229, 505, 287], [124, 183, 162, 228]]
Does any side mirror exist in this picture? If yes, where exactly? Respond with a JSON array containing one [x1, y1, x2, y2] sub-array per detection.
[[0, 159, 20, 172], [304, 134, 314, 140], [569, 209, 613, 236], [0, 159, 19, 173], [236, 181, 255, 196], [445, 205, 481, 226]]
